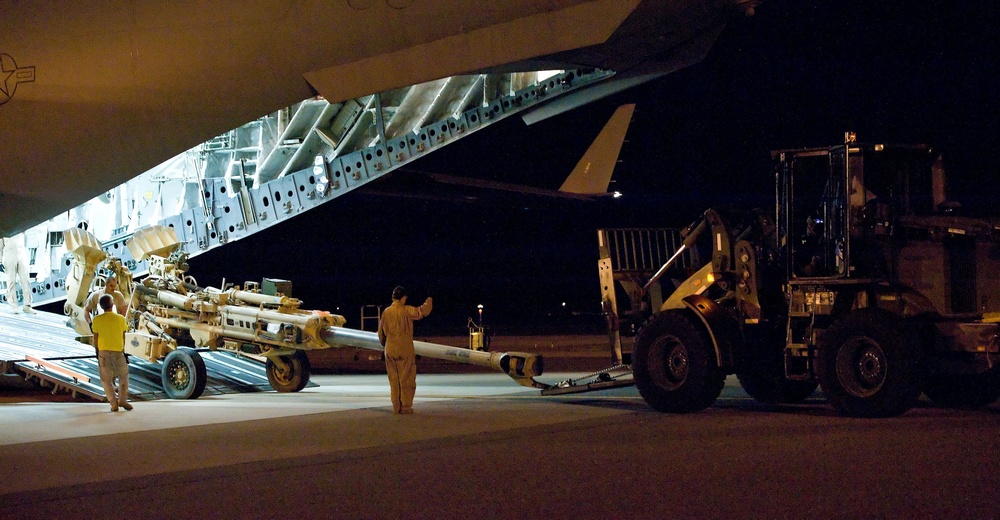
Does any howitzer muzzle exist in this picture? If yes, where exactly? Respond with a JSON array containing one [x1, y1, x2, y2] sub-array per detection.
[[320, 327, 549, 389]]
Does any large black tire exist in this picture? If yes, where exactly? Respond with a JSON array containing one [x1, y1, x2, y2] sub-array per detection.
[[266, 350, 311, 392], [923, 372, 1000, 409], [737, 371, 819, 404], [632, 310, 725, 413], [817, 308, 920, 417], [161, 347, 207, 399]]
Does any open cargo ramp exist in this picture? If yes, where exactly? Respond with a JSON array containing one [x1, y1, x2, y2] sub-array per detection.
[[1, 310, 281, 401]]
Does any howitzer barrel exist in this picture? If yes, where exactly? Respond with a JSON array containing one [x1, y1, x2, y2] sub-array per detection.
[[224, 305, 330, 329], [154, 315, 257, 343], [229, 289, 290, 307], [321, 327, 549, 389], [135, 284, 193, 310]]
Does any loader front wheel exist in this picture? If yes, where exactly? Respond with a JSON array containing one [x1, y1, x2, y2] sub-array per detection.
[[817, 309, 919, 417], [161, 347, 207, 399], [632, 311, 724, 413], [266, 350, 311, 392]]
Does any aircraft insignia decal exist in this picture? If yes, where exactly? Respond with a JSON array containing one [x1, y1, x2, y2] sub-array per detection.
[[1, 54, 36, 106]]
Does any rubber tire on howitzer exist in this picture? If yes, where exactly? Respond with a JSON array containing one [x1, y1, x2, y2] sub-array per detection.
[[817, 308, 920, 417], [923, 372, 1000, 409], [161, 347, 208, 399], [266, 350, 311, 392], [632, 310, 725, 413]]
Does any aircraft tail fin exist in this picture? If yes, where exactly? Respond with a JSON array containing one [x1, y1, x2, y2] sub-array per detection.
[[558, 103, 635, 195]]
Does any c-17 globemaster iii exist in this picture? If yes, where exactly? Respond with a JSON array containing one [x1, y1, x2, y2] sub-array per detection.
[[0, 0, 761, 236]]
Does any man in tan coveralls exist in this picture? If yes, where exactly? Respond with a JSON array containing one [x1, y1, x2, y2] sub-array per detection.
[[378, 286, 432, 414]]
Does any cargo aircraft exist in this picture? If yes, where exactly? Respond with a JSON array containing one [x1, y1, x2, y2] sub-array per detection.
[[0, 0, 759, 402], [0, 0, 760, 237]]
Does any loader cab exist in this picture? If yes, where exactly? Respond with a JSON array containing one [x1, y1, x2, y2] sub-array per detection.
[[774, 137, 936, 281]]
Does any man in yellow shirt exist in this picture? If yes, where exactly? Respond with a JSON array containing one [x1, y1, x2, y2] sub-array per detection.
[[378, 286, 432, 414], [91, 294, 132, 411]]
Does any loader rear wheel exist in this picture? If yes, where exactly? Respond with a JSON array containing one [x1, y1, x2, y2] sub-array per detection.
[[161, 347, 207, 399], [632, 311, 724, 413], [266, 350, 311, 392], [923, 372, 1000, 409], [817, 309, 919, 417]]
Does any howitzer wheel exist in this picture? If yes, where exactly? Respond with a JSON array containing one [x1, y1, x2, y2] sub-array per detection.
[[817, 308, 919, 417], [161, 347, 207, 399], [632, 310, 725, 413], [266, 350, 311, 392]]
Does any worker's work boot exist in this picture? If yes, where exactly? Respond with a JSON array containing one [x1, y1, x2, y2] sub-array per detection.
[[120, 401, 133, 411], [23, 305, 35, 314], [110, 403, 119, 412]]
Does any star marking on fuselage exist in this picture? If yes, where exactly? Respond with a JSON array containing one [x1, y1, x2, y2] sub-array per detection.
[[0, 67, 13, 97], [1, 53, 35, 105]]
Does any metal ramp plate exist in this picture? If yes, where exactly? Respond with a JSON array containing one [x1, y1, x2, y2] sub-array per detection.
[[15, 351, 283, 401], [540, 364, 635, 396], [3, 309, 307, 401], [0, 309, 92, 373]]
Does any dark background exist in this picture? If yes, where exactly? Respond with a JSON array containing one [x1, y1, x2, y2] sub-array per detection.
[[187, 0, 1000, 335]]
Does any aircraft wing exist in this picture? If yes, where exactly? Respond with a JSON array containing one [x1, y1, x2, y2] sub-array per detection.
[[0, 0, 758, 236]]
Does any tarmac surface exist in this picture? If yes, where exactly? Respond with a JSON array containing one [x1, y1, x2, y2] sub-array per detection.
[[2, 362, 1000, 519]]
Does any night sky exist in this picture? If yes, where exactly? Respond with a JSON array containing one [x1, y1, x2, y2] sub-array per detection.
[[187, 0, 1000, 336]]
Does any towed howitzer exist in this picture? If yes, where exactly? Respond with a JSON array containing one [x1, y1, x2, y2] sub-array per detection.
[[132, 271, 548, 398], [69, 225, 548, 399]]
